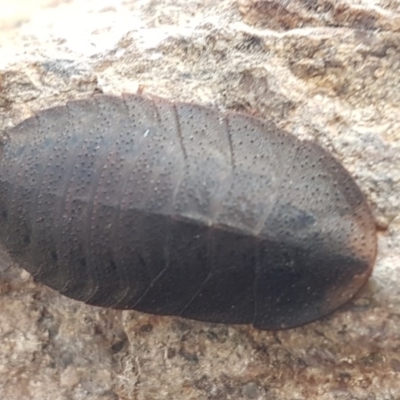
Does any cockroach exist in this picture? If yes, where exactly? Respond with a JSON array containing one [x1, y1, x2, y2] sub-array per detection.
[[0, 94, 377, 329]]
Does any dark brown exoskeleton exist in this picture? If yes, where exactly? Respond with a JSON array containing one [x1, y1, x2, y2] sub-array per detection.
[[0, 94, 377, 329]]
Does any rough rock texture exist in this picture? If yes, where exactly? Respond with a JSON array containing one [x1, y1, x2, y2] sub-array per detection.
[[0, 0, 399, 399]]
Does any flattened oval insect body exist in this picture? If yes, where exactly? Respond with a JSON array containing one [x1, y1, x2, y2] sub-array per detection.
[[0, 94, 377, 330]]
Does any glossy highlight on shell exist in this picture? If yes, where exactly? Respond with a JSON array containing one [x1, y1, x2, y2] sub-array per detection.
[[0, 94, 377, 330]]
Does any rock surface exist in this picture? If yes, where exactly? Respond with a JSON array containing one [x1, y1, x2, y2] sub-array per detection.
[[0, 0, 399, 399]]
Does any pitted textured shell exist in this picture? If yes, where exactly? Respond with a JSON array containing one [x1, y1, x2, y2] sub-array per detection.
[[0, 94, 377, 330]]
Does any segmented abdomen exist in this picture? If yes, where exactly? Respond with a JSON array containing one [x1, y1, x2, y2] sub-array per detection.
[[0, 94, 376, 329]]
